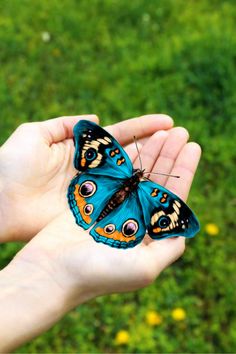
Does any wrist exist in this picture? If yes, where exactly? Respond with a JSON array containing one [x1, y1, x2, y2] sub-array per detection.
[[0, 255, 73, 351], [0, 188, 19, 243], [0, 148, 34, 243], [15, 210, 98, 304], [0, 210, 98, 351], [0, 149, 16, 242]]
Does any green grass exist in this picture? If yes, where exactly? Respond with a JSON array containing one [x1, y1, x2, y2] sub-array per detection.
[[0, 0, 236, 352]]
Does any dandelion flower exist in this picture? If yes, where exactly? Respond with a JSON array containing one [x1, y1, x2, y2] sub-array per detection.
[[115, 330, 130, 345], [205, 223, 219, 236], [171, 308, 186, 321], [146, 310, 162, 326]]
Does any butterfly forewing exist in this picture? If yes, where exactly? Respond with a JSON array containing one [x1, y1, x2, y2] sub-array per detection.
[[138, 180, 200, 239], [73, 120, 133, 178]]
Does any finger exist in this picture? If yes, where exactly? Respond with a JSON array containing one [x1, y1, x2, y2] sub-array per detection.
[[133, 130, 169, 170], [141, 142, 201, 278], [165, 142, 202, 201], [124, 135, 153, 151], [125, 141, 143, 162], [124, 135, 154, 160], [125, 130, 169, 165], [145, 236, 186, 276], [105, 114, 173, 146], [39, 115, 99, 145], [150, 127, 189, 186]]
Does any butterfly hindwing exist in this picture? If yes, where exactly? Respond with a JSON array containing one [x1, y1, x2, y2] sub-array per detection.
[[67, 173, 124, 230], [138, 180, 200, 239], [90, 191, 146, 249], [73, 120, 133, 178]]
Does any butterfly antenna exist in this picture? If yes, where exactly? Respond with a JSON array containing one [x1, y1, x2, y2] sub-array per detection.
[[133, 136, 143, 170], [144, 171, 180, 178]]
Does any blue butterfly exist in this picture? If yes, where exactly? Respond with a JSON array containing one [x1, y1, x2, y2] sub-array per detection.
[[67, 120, 200, 249]]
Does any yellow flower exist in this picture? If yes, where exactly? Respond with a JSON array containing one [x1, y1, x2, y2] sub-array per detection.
[[205, 223, 219, 236], [171, 308, 186, 321], [146, 310, 162, 326], [115, 330, 130, 345]]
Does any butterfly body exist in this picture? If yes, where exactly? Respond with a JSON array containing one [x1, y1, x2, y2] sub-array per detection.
[[68, 120, 200, 249], [97, 169, 144, 221]]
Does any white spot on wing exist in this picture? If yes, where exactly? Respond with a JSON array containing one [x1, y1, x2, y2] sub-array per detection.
[[173, 203, 180, 215], [175, 201, 181, 208], [97, 138, 110, 145]]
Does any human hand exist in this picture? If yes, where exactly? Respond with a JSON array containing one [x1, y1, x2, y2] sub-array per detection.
[[0, 117, 201, 351], [19, 123, 200, 298], [0, 114, 173, 242]]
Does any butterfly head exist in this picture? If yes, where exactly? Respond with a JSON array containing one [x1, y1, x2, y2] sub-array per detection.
[[133, 168, 145, 180]]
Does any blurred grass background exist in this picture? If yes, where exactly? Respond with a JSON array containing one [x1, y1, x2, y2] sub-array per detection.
[[0, 0, 236, 352]]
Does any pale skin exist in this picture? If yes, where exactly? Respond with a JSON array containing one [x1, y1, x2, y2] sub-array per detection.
[[0, 114, 201, 351]]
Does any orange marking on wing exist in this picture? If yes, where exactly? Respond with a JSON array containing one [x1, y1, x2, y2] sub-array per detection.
[[117, 157, 125, 166], [153, 227, 161, 233], [81, 158, 86, 167], [110, 148, 120, 157], [73, 184, 91, 223], [151, 188, 159, 197], [95, 227, 136, 242], [160, 193, 168, 203]]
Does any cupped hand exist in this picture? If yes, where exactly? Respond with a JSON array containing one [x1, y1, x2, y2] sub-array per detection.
[[14, 122, 201, 308], [0, 114, 173, 242]]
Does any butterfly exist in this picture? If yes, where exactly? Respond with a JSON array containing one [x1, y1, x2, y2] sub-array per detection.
[[67, 120, 200, 249]]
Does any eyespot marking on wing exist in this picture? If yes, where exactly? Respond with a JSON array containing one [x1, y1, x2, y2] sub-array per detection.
[[95, 218, 139, 243], [79, 181, 97, 197], [122, 219, 139, 237], [150, 200, 184, 234], [80, 133, 112, 169], [73, 184, 96, 224], [83, 203, 94, 216], [95, 226, 136, 242], [104, 224, 116, 234]]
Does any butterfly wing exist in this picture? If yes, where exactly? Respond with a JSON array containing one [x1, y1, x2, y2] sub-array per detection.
[[138, 180, 200, 239], [73, 120, 133, 178], [89, 191, 146, 249], [67, 173, 125, 230]]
